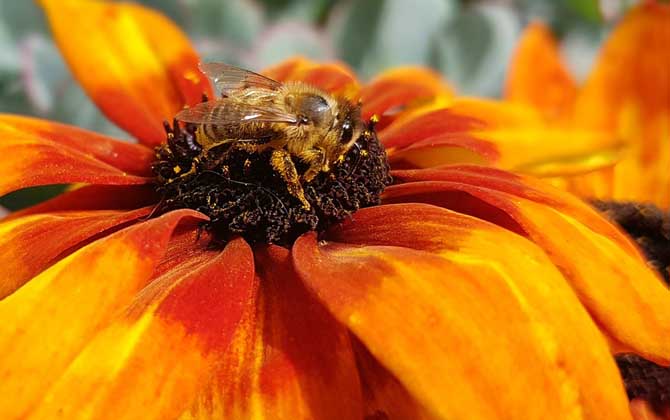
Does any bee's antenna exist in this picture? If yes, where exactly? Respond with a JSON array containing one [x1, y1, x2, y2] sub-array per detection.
[[138, 196, 166, 222], [162, 120, 173, 135], [345, 141, 364, 178], [172, 118, 181, 138], [344, 117, 377, 178]]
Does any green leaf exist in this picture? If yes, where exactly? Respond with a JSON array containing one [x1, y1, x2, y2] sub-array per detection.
[[49, 80, 130, 139], [136, 0, 185, 26], [430, 3, 521, 96], [0, 22, 19, 72], [0, 185, 68, 211], [246, 21, 335, 69], [328, 0, 385, 70], [329, 0, 456, 80], [275, 0, 337, 22], [0, 0, 47, 39], [0, 72, 33, 116], [560, 26, 605, 83], [18, 35, 68, 114], [179, 0, 265, 47], [566, 0, 602, 23]]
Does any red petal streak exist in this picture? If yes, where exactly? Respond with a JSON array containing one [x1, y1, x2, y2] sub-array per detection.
[[380, 108, 485, 149], [378, 108, 499, 167], [0, 136, 150, 197], [391, 166, 641, 254], [293, 233, 631, 419], [0, 207, 151, 299], [9, 184, 159, 218], [387, 133, 500, 169], [185, 246, 362, 419], [298, 63, 360, 98], [0, 114, 154, 175], [0, 209, 206, 419], [385, 167, 670, 364], [361, 67, 454, 121], [151, 226, 219, 281], [29, 238, 255, 419], [39, 0, 212, 146], [262, 56, 314, 81], [264, 58, 360, 98], [329, 204, 639, 419]]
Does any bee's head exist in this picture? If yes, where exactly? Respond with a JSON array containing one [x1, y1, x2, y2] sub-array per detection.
[[334, 99, 364, 150], [285, 89, 334, 127]]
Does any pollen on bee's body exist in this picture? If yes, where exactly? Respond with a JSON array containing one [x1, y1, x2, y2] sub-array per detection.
[[151, 119, 392, 245]]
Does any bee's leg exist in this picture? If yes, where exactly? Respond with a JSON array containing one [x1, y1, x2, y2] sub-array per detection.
[[230, 142, 263, 153], [299, 148, 327, 183], [203, 141, 267, 169], [228, 138, 284, 155], [270, 149, 310, 210]]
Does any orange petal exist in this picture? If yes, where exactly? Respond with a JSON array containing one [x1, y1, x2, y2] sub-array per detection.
[[28, 240, 256, 419], [39, 0, 212, 146], [387, 134, 500, 169], [9, 184, 159, 217], [629, 399, 670, 420], [294, 230, 631, 419], [574, 2, 670, 208], [504, 22, 577, 120], [0, 114, 154, 175], [387, 166, 670, 364], [26, 238, 255, 420], [264, 57, 361, 98], [446, 98, 623, 177], [360, 66, 454, 121], [379, 108, 500, 167], [391, 166, 643, 263], [327, 203, 645, 418], [185, 245, 363, 419], [0, 209, 206, 419], [262, 56, 315, 81], [380, 108, 486, 149], [379, 99, 620, 175], [297, 63, 361, 98], [0, 207, 153, 299], [0, 134, 150, 197], [352, 338, 434, 420]]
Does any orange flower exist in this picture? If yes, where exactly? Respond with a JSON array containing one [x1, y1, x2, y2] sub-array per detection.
[[504, 1, 670, 208], [0, 1, 667, 419]]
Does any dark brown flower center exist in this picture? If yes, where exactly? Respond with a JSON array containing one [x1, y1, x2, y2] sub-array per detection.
[[593, 201, 670, 285], [151, 119, 391, 245], [595, 201, 670, 415], [616, 354, 670, 414]]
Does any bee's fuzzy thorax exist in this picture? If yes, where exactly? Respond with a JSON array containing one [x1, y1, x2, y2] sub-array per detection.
[[152, 120, 392, 246]]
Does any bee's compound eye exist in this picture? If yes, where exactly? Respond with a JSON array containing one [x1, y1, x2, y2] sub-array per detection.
[[299, 95, 330, 124], [340, 119, 353, 144]]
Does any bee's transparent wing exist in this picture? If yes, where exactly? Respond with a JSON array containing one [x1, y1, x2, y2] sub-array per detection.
[[175, 99, 298, 125], [199, 62, 283, 96]]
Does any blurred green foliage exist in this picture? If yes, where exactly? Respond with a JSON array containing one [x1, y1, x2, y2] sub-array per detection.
[[0, 0, 634, 210]]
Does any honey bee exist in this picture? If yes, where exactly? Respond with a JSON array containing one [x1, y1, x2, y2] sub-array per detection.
[[175, 62, 365, 210]]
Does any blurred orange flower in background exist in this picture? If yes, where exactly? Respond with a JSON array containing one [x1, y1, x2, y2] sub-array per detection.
[[504, 1, 670, 209], [0, 1, 667, 419]]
